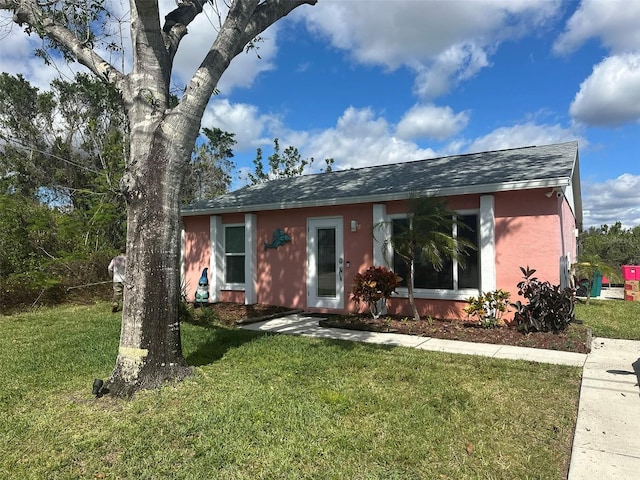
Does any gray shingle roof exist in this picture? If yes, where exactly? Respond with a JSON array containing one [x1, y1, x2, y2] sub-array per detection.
[[182, 141, 579, 216]]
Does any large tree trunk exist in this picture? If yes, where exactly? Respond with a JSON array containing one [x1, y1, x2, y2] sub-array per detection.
[[0, 0, 318, 397], [106, 110, 197, 396], [103, 0, 204, 397]]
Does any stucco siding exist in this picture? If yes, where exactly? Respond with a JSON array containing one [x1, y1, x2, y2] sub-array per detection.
[[182, 216, 211, 302], [255, 204, 374, 310], [182, 190, 569, 320], [494, 189, 562, 305]]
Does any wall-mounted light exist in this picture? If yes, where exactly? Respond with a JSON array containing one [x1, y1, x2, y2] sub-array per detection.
[[350, 220, 358, 232]]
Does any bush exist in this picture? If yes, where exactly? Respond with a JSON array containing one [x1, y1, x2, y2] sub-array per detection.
[[351, 266, 402, 319], [464, 289, 511, 328], [0, 250, 115, 313], [0, 194, 123, 313], [1, 272, 66, 312], [511, 266, 575, 333]]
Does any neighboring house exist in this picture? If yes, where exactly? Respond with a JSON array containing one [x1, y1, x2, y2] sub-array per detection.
[[181, 141, 582, 320]]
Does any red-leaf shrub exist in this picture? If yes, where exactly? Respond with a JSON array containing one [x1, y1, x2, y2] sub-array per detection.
[[351, 266, 402, 318]]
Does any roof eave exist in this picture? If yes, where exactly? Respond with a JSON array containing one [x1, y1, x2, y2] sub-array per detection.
[[181, 177, 571, 217]]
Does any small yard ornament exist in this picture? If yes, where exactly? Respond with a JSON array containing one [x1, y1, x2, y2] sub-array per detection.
[[264, 228, 291, 250], [92, 378, 108, 398], [195, 267, 209, 305]]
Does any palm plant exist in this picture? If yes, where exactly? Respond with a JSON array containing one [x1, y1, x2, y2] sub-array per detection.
[[378, 196, 475, 320], [573, 254, 619, 304]]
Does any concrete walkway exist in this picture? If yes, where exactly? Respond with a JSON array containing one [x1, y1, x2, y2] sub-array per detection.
[[240, 314, 640, 479], [568, 337, 640, 479]]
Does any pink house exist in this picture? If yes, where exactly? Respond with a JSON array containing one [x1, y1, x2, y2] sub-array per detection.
[[181, 142, 582, 320]]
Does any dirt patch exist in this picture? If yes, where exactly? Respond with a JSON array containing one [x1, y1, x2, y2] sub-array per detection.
[[196, 302, 296, 325]]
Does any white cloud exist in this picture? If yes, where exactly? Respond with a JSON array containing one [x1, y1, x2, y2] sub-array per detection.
[[554, 1, 640, 127], [569, 53, 640, 126], [582, 174, 640, 229], [201, 98, 283, 152], [304, 106, 436, 170], [396, 104, 469, 141], [553, 0, 640, 55], [228, 106, 583, 179], [465, 122, 584, 153], [412, 43, 490, 98], [300, 0, 561, 99]]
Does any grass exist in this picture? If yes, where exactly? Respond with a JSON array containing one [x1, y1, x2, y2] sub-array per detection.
[[0, 302, 584, 479], [575, 299, 640, 340]]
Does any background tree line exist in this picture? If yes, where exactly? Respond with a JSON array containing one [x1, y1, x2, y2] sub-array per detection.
[[0, 73, 329, 312], [4, 71, 635, 313], [578, 222, 640, 280]]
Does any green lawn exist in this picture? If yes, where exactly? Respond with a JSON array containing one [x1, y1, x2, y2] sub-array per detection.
[[575, 299, 640, 340], [1, 303, 582, 479]]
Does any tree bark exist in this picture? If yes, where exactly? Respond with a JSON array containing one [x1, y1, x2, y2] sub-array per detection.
[[106, 117, 194, 397], [1, 0, 318, 397]]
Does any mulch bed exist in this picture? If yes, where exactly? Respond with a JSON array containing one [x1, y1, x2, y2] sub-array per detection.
[[315, 314, 591, 354], [203, 303, 590, 354], [202, 302, 296, 325]]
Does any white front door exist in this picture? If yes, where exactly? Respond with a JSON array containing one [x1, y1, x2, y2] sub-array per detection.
[[307, 217, 344, 309]]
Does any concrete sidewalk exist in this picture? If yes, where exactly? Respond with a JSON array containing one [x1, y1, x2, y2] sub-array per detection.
[[240, 314, 640, 479], [568, 337, 640, 479]]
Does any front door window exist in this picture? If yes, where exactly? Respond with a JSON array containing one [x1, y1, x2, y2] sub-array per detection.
[[317, 227, 337, 297], [307, 218, 343, 309]]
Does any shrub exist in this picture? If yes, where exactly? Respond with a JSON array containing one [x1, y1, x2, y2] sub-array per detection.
[[464, 289, 511, 328], [1, 272, 66, 313], [351, 266, 402, 319], [511, 266, 576, 333]]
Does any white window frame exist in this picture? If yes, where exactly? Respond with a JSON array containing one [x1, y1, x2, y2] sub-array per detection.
[[389, 209, 481, 301], [223, 223, 246, 290]]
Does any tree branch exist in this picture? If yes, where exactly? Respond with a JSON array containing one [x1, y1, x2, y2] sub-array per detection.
[[129, 0, 172, 90], [176, 0, 317, 129], [162, 0, 208, 33], [161, 0, 208, 64], [242, 0, 318, 47], [1, 0, 125, 88]]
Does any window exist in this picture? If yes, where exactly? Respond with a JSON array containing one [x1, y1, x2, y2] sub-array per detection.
[[224, 225, 245, 284], [391, 213, 479, 291]]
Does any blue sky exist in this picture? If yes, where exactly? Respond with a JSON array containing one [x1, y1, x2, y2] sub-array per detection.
[[1, 0, 639, 228]]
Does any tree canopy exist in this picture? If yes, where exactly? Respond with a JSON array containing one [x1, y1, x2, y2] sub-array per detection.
[[248, 137, 334, 185], [0, 0, 318, 396], [579, 222, 640, 271], [182, 127, 236, 204]]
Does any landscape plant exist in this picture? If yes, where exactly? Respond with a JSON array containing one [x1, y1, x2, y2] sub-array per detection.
[[464, 289, 511, 328], [511, 266, 576, 333], [572, 254, 619, 304], [351, 266, 402, 318], [378, 195, 474, 321]]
